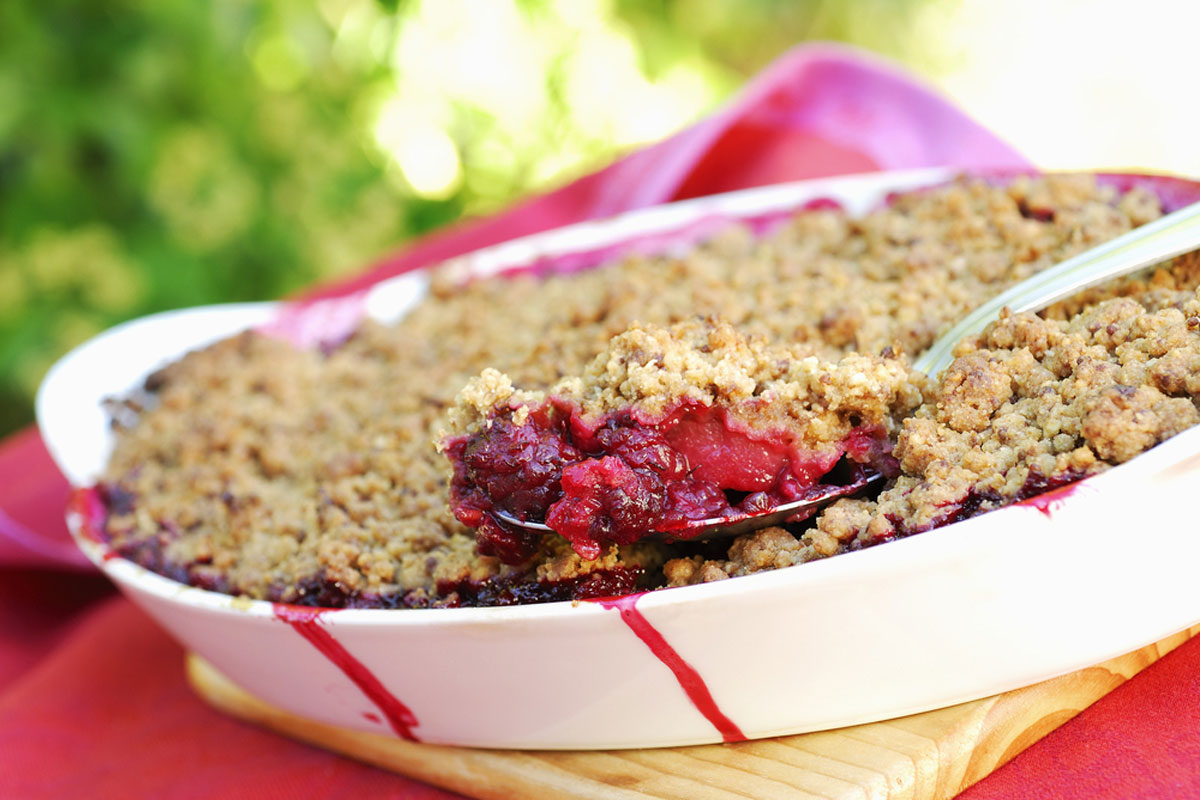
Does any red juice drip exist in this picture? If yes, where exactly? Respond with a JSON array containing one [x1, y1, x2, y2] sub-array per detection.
[[1018, 481, 1081, 518], [596, 593, 746, 743], [69, 487, 118, 561], [272, 604, 420, 741], [67, 487, 108, 544]]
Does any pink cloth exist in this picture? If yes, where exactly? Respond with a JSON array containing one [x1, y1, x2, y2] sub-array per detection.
[[4, 42, 1197, 799]]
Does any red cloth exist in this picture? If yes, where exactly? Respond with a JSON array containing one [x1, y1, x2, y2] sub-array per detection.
[[1, 43, 1195, 798]]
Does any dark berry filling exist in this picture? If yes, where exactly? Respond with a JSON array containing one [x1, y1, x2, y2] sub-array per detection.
[[449, 404, 582, 527], [446, 400, 899, 563], [446, 402, 583, 563], [274, 565, 647, 609]]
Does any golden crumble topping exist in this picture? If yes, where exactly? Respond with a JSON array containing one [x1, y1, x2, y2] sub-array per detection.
[[446, 317, 927, 447], [96, 175, 1200, 606]]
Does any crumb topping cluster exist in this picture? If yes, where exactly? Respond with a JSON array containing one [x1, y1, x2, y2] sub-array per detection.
[[446, 317, 927, 445]]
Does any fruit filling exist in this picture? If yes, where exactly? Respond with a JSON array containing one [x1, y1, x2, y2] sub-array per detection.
[[446, 400, 894, 562]]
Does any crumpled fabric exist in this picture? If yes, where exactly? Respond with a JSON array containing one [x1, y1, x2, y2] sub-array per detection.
[[2, 42, 1196, 799]]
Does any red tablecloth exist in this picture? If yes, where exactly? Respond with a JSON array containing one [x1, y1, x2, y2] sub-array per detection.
[[2, 44, 1197, 799]]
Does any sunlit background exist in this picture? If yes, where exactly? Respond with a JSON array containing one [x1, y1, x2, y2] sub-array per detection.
[[1, 0, 1196, 437]]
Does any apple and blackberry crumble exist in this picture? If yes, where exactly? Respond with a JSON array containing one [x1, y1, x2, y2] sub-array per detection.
[[93, 175, 1200, 607]]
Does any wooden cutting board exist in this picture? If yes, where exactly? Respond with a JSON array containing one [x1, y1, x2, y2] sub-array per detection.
[[188, 623, 1198, 800]]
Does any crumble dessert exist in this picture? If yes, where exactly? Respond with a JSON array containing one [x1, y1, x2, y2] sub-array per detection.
[[93, 174, 1200, 607], [441, 318, 925, 563]]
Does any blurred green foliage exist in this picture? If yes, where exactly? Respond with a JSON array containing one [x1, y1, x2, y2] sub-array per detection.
[[0, 0, 939, 437]]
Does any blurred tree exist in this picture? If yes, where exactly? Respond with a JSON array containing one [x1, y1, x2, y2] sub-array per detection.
[[0, 0, 941, 436]]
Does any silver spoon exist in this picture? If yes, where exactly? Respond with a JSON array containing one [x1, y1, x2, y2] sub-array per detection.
[[493, 198, 1200, 543], [913, 196, 1200, 376]]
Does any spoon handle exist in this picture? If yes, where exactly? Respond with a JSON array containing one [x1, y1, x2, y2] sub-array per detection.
[[914, 199, 1200, 377]]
